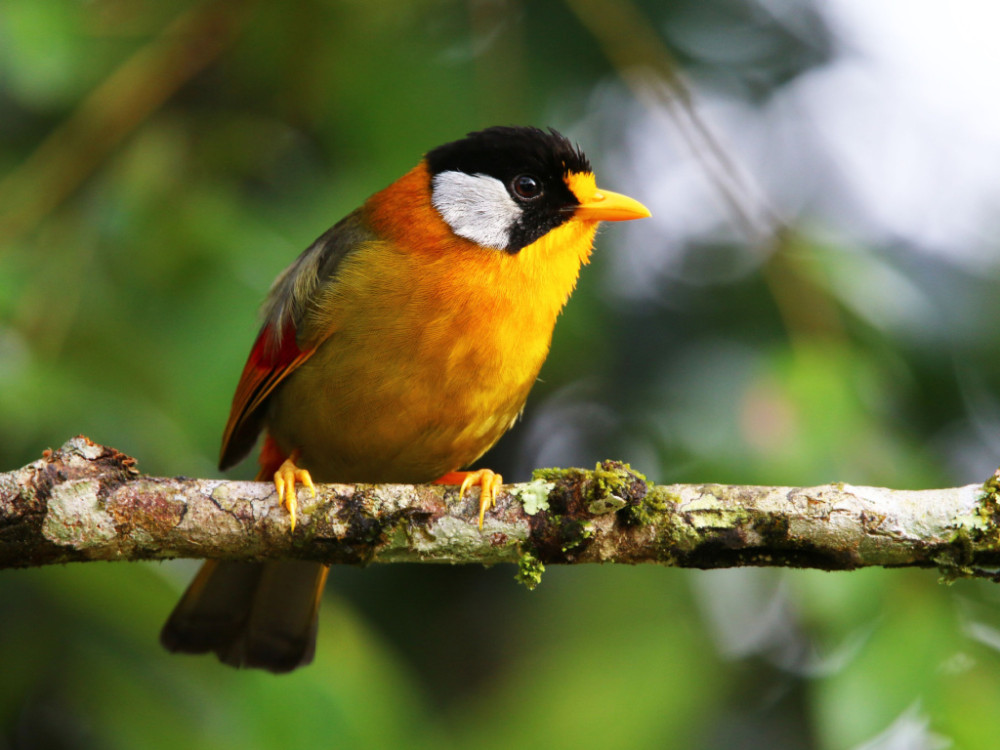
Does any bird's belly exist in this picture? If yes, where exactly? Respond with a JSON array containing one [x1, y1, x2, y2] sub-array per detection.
[[266, 323, 540, 484]]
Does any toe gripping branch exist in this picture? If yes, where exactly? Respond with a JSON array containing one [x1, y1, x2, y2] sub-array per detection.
[[435, 469, 504, 528], [273, 452, 316, 531]]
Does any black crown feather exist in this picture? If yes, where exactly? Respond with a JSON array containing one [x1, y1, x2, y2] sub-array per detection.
[[426, 126, 591, 179]]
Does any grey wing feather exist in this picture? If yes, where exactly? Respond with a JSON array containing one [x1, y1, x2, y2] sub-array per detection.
[[259, 209, 375, 351]]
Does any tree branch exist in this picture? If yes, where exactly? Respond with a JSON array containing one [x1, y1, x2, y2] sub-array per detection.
[[3, 437, 999, 587]]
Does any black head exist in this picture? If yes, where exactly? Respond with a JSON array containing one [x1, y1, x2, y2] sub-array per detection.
[[426, 126, 593, 253]]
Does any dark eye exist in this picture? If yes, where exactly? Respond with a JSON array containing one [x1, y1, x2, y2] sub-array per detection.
[[511, 174, 542, 200]]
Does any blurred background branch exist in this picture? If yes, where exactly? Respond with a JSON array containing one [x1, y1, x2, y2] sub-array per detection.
[[565, 0, 779, 243], [5, 437, 996, 582], [0, 0, 251, 248], [567, 0, 847, 347]]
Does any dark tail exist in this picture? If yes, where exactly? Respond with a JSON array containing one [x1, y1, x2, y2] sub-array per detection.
[[160, 559, 329, 672], [161, 436, 329, 672]]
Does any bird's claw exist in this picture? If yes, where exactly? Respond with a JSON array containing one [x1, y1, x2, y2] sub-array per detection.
[[273, 455, 315, 531], [458, 469, 504, 529]]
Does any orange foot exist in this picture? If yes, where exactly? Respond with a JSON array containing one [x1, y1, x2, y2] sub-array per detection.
[[435, 469, 504, 529], [273, 451, 315, 531]]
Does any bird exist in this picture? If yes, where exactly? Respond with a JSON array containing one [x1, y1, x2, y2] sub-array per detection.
[[160, 126, 650, 672]]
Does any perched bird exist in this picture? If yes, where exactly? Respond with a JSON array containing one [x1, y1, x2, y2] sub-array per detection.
[[161, 126, 650, 672]]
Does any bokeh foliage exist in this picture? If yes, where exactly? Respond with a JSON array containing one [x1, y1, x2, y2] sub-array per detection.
[[2, 1, 1000, 748]]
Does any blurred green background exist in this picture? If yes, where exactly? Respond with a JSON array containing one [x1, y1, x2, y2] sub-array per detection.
[[3, 0, 1000, 748]]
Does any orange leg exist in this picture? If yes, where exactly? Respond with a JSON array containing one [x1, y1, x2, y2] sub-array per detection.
[[435, 469, 504, 529], [272, 449, 315, 531]]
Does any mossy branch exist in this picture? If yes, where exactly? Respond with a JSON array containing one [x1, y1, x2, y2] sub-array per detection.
[[3, 437, 1000, 587]]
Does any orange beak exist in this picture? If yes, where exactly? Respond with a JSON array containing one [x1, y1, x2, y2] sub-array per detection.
[[574, 187, 651, 222]]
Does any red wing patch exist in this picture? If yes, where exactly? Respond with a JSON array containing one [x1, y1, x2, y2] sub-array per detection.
[[218, 320, 316, 470]]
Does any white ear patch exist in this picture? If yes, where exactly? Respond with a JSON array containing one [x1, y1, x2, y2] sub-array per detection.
[[431, 171, 522, 250]]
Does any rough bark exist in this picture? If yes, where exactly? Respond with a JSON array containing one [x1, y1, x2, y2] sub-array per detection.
[[3, 437, 999, 587]]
